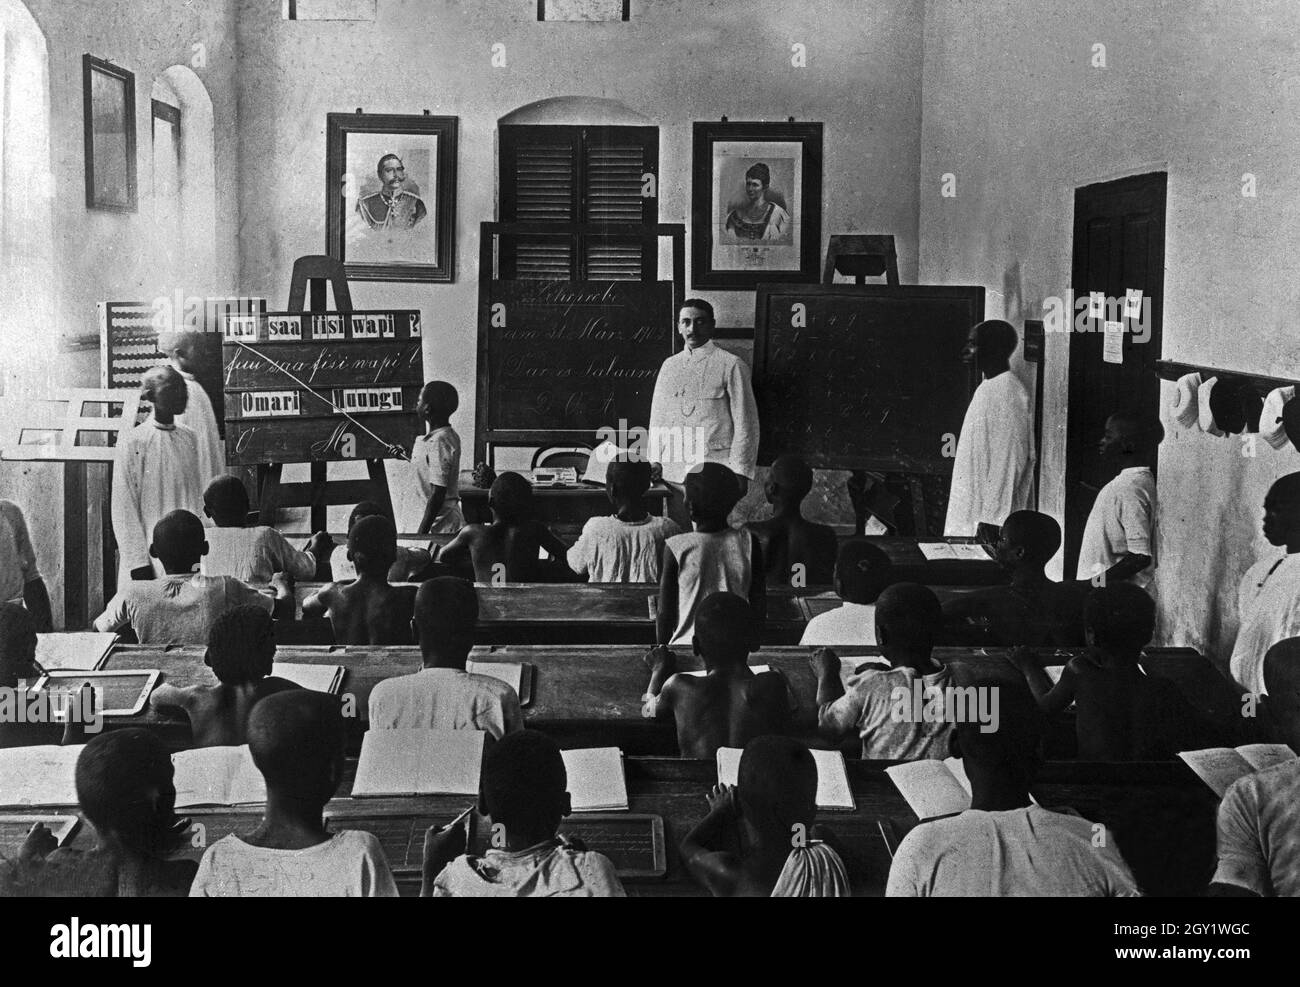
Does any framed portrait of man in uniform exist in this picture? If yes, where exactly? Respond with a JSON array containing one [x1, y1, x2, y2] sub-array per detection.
[[326, 112, 458, 282], [691, 120, 822, 288]]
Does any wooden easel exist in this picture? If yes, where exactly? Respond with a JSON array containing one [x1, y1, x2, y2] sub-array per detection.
[[254, 256, 394, 531]]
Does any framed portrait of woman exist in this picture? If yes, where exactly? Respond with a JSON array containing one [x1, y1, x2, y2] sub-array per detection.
[[326, 112, 458, 282], [691, 121, 822, 288]]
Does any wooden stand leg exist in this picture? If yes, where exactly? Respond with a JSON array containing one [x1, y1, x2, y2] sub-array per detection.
[[258, 464, 283, 527], [310, 461, 328, 533], [63, 461, 88, 630], [366, 459, 394, 520]]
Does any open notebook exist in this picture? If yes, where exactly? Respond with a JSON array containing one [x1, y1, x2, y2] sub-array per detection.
[[716, 746, 855, 811], [1178, 744, 1297, 798], [35, 633, 118, 672], [173, 746, 267, 808], [884, 757, 1040, 821], [561, 747, 628, 812], [271, 662, 345, 694], [918, 542, 991, 562], [352, 729, 485, 797], [0, 745, 84, 807], [465, 661, 534, 707]]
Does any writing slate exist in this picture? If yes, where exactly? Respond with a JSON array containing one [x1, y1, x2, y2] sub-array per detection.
[[753, 285, 984, 473], [478, 279, 676, 444], [221, 310, 423, 466]]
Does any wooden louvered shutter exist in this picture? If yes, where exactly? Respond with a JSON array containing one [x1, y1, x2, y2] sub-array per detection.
[[500, 125, 657, 281]]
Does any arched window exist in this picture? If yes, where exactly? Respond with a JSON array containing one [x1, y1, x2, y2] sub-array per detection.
[[148, 65, 215, 293]]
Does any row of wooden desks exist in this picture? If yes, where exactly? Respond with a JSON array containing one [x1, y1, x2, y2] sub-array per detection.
[[10, 758, 1214, 896], [101, 643, 1244, 755], [281, 582, 988, 646]]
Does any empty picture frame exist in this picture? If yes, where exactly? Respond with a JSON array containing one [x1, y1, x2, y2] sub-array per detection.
[[83, 55, 138, 212]]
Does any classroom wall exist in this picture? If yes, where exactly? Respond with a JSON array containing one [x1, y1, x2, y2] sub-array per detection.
[[917, 0, 1300, 665], [232, 0, 926, 527], [0, 0, 241, 626]]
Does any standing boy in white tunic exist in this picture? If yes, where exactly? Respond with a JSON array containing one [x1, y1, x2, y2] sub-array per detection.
[[943, 320, 1034, 537], [162, 330, 224, 488], [1231, 473, 1300, 695], [111, 366, 206, 582], [1076, 412, 1161, 591]]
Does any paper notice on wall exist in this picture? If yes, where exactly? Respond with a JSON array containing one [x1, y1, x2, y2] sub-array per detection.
[[1124, 288, 1143, 320], [1103, 320, 1125, 364], [1088, 291, 1106, 320]]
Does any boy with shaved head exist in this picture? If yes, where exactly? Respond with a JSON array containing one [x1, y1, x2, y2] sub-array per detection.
[[368, 577, 522, 738], [681, 735, 850, 897], [942, 510, 1086, 646], [94, 510, 290, 644], [643, 591, 791, 758], [161, 329, 224, 488], [437, 471, 570, 582], [303, 514, 417, 644], [1076, 411, 1162, 590], [1231, 472, 1300, 695], [800, 538, 894, 646], [1212, 637, 1300, 896], [201, 475, 327, 586], [812, 582, 955, 759], [190, 690, 398, 896], [566, 458, 680, 583], [111, 365, 206, 581], [745, 454, 837, 588], [944, 320, 1035, 536]]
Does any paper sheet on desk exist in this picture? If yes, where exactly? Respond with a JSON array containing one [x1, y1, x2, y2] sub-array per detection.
[[36, 633, 117, 671]]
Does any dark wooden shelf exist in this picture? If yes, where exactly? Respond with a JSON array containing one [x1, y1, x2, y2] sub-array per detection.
[[1155, 359, 1299, 396]]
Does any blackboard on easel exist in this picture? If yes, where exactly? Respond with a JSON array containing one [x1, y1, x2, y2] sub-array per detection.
[[475, 222, 684, 461], [753, 284, 984, 474]]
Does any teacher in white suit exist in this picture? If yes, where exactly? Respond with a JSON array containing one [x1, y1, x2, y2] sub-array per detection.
[[648, 299, 760, 529]]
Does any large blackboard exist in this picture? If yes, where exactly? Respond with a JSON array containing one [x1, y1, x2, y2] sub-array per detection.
[[753, 285, 984, 473], [221, 310, 423, 466], [477, 279, 677, 447]]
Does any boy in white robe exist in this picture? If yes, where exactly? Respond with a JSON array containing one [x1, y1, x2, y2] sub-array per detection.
[[680, 735, 849, 896], [110, 366, 206, 581], [163, 330, 224, 488], [944, 320, 1035, 536], [1231, 473, 1300, 695]]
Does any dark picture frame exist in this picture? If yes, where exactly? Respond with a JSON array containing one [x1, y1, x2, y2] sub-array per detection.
[[326, 112, 458, 283], [83, 55, 138, 212], [691, 120, 822, 288]]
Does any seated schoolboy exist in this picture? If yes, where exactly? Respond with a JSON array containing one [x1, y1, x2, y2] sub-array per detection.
[[812, 582, 955, 760], [148, 604, 299, 747], [368, 577, 522, 738], [201, 475, 327, 585], [190, 690, 398, 896], [681, 735, 850, 897], [643, 592, 793, 758], [1210, 638, 1300, 897], [656, 463, 765, 648], [437, 472, 570, 583], [0, 497, 52, 630], [799, 539, 894, 646], [886, 681, 1139, 896], [303, 515, 417, 645], [744, 454, 837, 588], [413, 380, 464, 535], [1, 728, 195, 896], [422, 729, 625, 897], [1012, 582, 1216, 759], [327, 500, 430, 583], [94, 510, 291, 645], [941, 510, 1086, 646], [566, 458, 681, 583]]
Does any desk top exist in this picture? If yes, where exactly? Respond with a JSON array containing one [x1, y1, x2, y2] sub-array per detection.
[[100, 642, 1240, 755], [17, 756, 1211, 896]]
